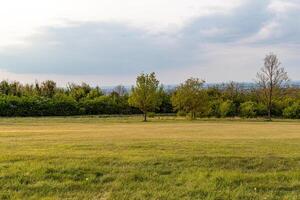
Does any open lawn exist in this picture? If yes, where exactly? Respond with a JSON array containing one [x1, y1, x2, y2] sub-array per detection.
[[0, 117, 300, 199]]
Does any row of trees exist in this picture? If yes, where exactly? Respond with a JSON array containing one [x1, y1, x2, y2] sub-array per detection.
[[0, 81, 141, 116], [129, 53, 298, 121], [0, 53, 299, 120]]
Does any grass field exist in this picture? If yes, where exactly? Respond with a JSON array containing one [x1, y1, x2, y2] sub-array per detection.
[[0, 117, 300, 199]]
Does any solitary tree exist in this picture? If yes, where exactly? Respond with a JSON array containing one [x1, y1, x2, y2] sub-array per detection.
[[256, 53, 289, 120], [171, 78, 208, 119], [128, 72, 162, 122]]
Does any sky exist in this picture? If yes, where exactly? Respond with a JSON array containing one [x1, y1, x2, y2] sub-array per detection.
[[0, 0, 299, 86]]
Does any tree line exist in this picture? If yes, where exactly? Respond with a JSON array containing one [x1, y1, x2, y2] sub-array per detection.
[[0, 53, 299, 120]]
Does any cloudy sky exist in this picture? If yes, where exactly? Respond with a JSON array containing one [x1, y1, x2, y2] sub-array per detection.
[[0, 0, 299, 86]]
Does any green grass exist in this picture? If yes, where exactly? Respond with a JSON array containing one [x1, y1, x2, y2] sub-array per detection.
[[0, 117, 300, 199]]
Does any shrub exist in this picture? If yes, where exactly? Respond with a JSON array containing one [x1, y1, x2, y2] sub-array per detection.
[[80, 96, 120, 115], [272, 100, 286, 117], [147, 112, 156, 118], [240, 101, 257, 118], [219, 100, 236, 117], [51, 94, 79, 116], [177, 111, 187, 117], [256, 103, 268, 117], [283, 102, 300, 119], [207, 100, 221, 117]]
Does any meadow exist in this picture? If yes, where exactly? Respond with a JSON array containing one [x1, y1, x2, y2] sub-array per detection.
[[0, 116, 300, 199]]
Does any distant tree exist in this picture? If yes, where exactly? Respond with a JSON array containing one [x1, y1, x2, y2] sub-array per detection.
[[9, 81, 23, 96], [256, 53, 289, 120], [171, 78, 208, 119], [41, 80, 57, 98], [156, 86, 173, 113], [86, 87, 103, 99], [113, 85, 127, 96], [128, 72, 162, 122], [0, 80, 10, 95], [80, 83, 92, 94], [35, 81, 42, 96], [67, 83, 91, 101], [222, 82, 246, 105], [22, 83, 37, 97]]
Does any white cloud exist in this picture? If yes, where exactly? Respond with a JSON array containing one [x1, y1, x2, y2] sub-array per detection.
[[240, 21, 280, 43], [0, 69, 136, 86], [268, 0, 299, 13], [0, 0, 241, 47], [0, 0, 299, 84], [1, 43, 299, 86]]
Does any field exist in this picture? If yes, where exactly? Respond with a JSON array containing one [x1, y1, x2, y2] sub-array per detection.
[[0, 117, 300, 200]]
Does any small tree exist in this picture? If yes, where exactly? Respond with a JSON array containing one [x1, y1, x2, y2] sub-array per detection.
[[128, 72, 162, 122], [171, 78, 208, 120], [256, 53, 289, 120]]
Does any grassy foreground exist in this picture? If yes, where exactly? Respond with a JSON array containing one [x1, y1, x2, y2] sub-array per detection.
[[0, 117, 300, 200]]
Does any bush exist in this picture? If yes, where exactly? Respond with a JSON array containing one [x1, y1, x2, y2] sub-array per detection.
[[207, 100, 221, 117], [283, 102, 300, 119], [147, 112, 156, 118], [219, 100, 236, 117], [177, 111, 187, 117], [256, 103, 268, 117], [80, 96, 117, 115], [272, 100, 285, 117], [0, 95, 80, 116], [51, 94, 79, 116], [240, 101, 257, 118]]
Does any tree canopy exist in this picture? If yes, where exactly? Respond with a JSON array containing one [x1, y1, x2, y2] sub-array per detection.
[[256, 53, 289, 119], [128, 72, 162, 121], [171, 78, 208, 119]]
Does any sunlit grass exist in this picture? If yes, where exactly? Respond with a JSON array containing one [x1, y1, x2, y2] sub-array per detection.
[[0, 117, 299, 199]]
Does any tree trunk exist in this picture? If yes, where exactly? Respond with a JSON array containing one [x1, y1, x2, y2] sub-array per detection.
[[191, 112, 196, 120], [267, 87, 273, 120], [267, 104, 271, 120], [143, 112, 147, 122]]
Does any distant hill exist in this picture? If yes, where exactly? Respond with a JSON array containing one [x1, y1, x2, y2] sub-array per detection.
[[101, 81, 300, 94]]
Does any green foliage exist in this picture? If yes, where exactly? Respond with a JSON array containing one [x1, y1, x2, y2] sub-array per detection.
[[0, 81, 23, 96], [0, 76, 299, 118], [256, 53, 289, 120], [171, 78, 208, 119], [156, 88, 173, 113], [177, 110, 187, 117], [81, 96, 118, 115], [40, 80, 57, 98], [283, 102, 300, 119], [51, 94, 78, 116], [219, 100, 236, 118], [207, 100, 221, 117], [271, 99, 286, 117], [86, 87, 103, 99], [128, 72, 162, 121], [240, 101, 257, 118], [0, 95, 79, 116], [147, 112, 156, 118], [256, 103, 268, 116], [67, 83, 92, 101]]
